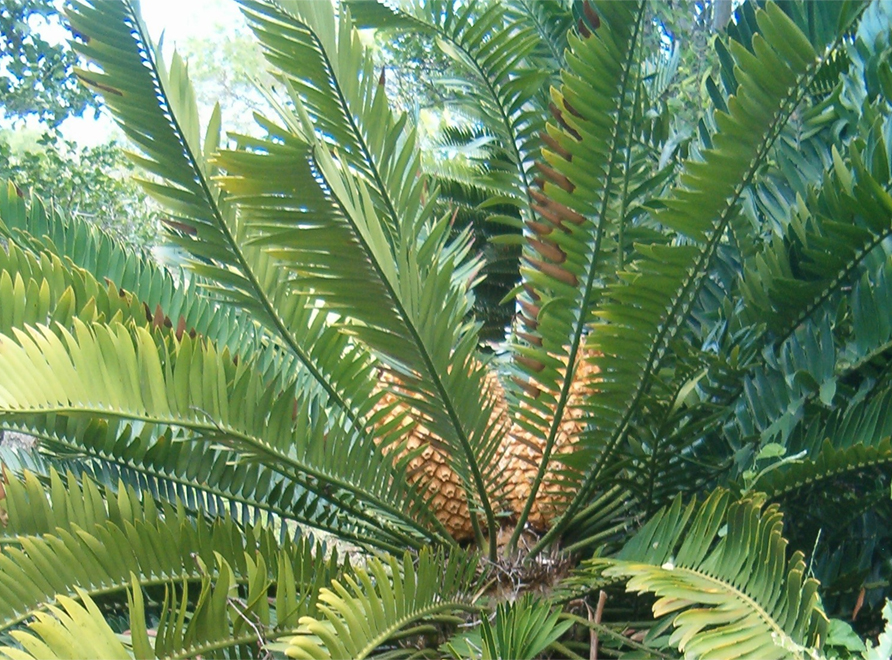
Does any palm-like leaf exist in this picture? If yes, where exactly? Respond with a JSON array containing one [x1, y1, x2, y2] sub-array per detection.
[[0, 182, 299, 390], [66, 0, 379, 433], [0, 469, 342, 636], [347, 0, 552, 218], [0, 319, 437, 549], [573, 489, 827, 659], [233, 0, 506, 548], [504, 0, 648, 548], [740, 135, 892, 341], [531, 1, 868, 552], [285, 549, 480, 660], [0, 208, 424, 544], [0, 557, 297, 660], [0, 590, 129, 660], [442, 595, 572, 660]]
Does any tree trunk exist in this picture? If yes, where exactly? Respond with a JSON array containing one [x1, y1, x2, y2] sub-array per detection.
[[713, 0, 733, 31]]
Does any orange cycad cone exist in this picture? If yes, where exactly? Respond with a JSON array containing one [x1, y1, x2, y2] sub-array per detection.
[[378, 352, 598, 541]]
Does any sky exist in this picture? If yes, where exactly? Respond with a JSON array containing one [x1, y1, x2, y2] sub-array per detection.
[[139, 0, 245, 44]]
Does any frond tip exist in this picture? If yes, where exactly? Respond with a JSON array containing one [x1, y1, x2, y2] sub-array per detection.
[[573, 489, 828, 660], [0, 589, 129, 660]]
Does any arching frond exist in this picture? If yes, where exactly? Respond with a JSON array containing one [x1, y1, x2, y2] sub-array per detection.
[[1, 418, 372, 546], [0, 181, 299, 390], [535, 1, 868, 551], [0, 554, 307, 660], [285, 549, 481, 660], [234, 0, 504, 549], [506, 0, 649, 547], [65, 0, 380, 433], [755, 437, 892, 500], [443, 594, 572, 660], [739, 129, 892, 341], [0, 590, 129, 660], [575, 490, 827, 659], [347, 0, 551, 219], [0, 320, 439, 548], [0, 469, 342, 635], [0, 226, 440, 545]]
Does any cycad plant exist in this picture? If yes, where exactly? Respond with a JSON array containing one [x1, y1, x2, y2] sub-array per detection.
[[0, 0, 891, 658]]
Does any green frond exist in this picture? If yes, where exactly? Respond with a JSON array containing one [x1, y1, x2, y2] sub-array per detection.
[[577, 489, 827, 659], [745, 382, 892, 502], [0, 211, 427, 542], [1, 418, 375, 546], [730, 315, 838, 449], [442, 594, 572, 660], [0, 215, 432, 543], [0, 181, 300, 390], [0, 590, 129, 660], [506, 0, 648, 547], [754, 438, 892, 500], [347, 0, 550, 218], [723, 248, 892, 462], [237, 0, 431, 243], [0, 240, 144, 336], [234, 0, 505, 548], [537, 1, 868, 551], [503, 0, 572, 71], [0, 554, 306, 660], [0, 319, 440, 548], [739, 126, 892, 340], [285, 549, 481, 660], [140, 554, 279, 660], [65, 1, 380, 432], [0, 468, 342, 636]]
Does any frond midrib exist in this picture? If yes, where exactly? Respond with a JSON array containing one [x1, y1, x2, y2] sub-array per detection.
[[774, 217, 892, 349], [115, 0, 369, 436], [511, 0, 567, 66], [0, 568, 217, 632], [381, 3, 536, 214], [539, 20, 861, 553], [249, 1, 499, 548], [3, 425, 400, 550], [312, 143, 497, 549], [623, 561, 805, 659], [516, 2, 647, 551], [354, 600, 480, 659], [291, 9, 405, 246], [165, 630, 268, 660], [0, 403, 427, 549]]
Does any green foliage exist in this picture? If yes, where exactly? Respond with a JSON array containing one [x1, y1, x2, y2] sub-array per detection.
[[576, 490, 827, 659], [0, 0, 890, 658], [0, 0, 97, 127], [0, 590, 130, 660], [285, 550, 480, 660], [0, 133, 158, 248], [442, 595, 573, 660]]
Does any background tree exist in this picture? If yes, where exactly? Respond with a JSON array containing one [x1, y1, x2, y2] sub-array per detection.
[[0, 0, 97, 127], [0, 132, 159, 248]]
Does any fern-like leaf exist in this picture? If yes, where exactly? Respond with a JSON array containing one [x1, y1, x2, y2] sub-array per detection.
[[285, 549, 481, 659], [574, 489, 828, 659]]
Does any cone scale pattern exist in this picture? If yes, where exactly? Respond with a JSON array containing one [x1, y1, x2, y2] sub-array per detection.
[[378, 353, 597, 541]]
